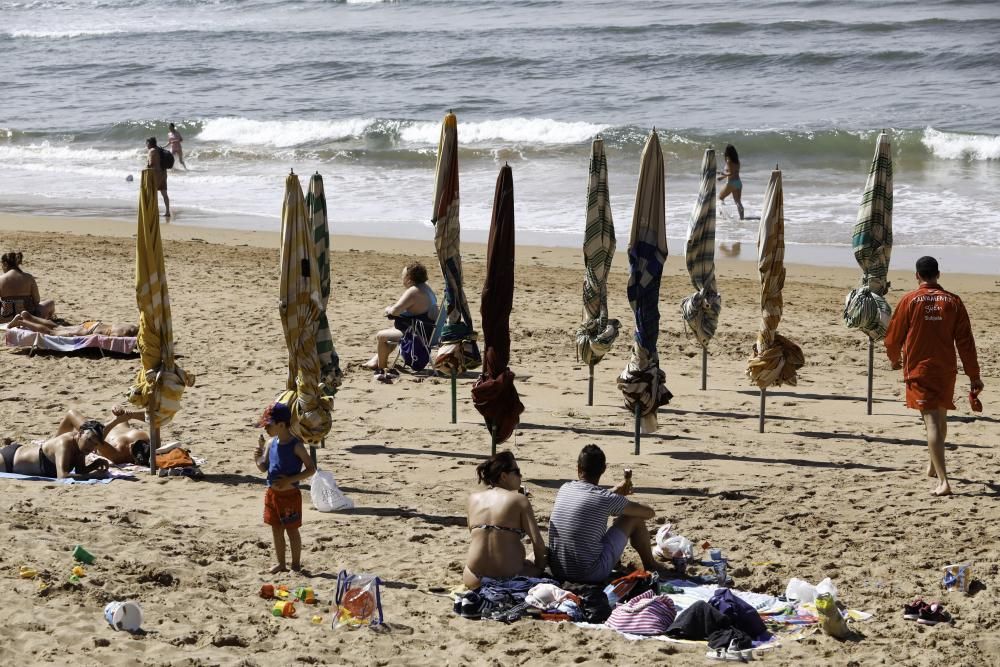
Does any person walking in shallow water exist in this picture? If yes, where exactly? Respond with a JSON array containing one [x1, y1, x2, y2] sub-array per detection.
[[145, 136, 171, 219], [167, 123, 187, 170], [884, 256, 983, 497], [718, 144, 744, 220]]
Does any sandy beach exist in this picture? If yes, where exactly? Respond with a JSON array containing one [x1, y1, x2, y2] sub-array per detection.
[[1, 213, 998, 666]]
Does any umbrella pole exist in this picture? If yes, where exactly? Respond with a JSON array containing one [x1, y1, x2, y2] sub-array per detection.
[[147, 383, 160, 476], [490, 424, 497, 456], [759, 387, 766, 433], [701, 347, 708, 391], [866, 338, 874, 415], [451, 369, 457, 424], [310, 444, 318, 469], [634, 403, 641, 455], [587, 363, 595, 406]]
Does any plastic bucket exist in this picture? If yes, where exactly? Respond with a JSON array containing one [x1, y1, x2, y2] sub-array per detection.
[[104, 601, 143, 631]]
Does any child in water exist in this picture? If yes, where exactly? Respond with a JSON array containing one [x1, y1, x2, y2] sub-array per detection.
[[254, 401, 316, 573], [718, 144, 744, 220]]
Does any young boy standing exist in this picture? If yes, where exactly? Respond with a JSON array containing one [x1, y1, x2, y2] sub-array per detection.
[[254, 401, 316, 573]]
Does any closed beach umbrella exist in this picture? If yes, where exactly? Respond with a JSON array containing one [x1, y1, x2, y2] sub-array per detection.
[[471, 164, 523, 450], [127, 168, 195, 472], [278, 172, 332, 444], [680, 148, 722, 388], [617, 130, 672, 436], [306, 172, 343, 395], [746, 168, 804, 405], [431, 112, 480, 374], [576, 136, 620, 369], [844, 132, 893, 412]]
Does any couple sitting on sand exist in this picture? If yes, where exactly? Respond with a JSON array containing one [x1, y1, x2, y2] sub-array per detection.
[[1, 405, 155, 479], [464, 444, 669, 589]]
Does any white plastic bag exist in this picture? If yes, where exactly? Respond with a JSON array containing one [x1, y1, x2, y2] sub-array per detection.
[[785, 577, 818, 603], [815, 577, 838, 599], [652, 524, 695, 559], [310, 470, 354, 512]]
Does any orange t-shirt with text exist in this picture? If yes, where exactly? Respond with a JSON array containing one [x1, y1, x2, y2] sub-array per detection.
[[883, 283, 980, 383]]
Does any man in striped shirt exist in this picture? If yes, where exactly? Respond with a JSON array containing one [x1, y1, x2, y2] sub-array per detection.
[[548, 445, 669, 583]]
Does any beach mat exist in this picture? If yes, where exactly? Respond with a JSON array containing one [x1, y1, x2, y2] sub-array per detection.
[[4, 327, 137, 354]]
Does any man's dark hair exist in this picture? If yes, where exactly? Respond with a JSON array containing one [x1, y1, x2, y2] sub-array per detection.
[[131, 440, 151, 466], [577, 444, 606, 480], [146, 136, 157, 147], [78, 419, 104, 442], [916, 256, 939, 280]]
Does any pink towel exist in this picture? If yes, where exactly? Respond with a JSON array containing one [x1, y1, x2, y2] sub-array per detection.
[[605, 589, 676, 636]]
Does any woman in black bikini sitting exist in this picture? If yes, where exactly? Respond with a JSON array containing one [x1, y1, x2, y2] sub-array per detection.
[[464, 451, 547, 588], [1, 420, 109, 480], [0, 251, 55, 322]]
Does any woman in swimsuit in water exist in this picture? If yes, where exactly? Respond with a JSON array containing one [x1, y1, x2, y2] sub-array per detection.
[[464, 451, 546, 588], [718, 143, 745, 220]]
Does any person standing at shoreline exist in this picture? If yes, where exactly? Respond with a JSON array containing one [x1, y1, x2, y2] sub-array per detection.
[[717, 144, 744, 220], [884, 256, 983, 497], [167, 123, 187, 170], [145, 137, 171, 219]]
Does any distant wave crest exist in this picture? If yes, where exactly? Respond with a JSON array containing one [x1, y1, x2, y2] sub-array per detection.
[[921, 128, 1000, 161]]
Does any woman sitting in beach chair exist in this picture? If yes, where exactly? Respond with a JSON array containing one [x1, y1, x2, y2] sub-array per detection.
[[364, 261, 438, 378], [1, 251, 56, 322], [7, 311, 137, 337], [464, 451, 547, 589]]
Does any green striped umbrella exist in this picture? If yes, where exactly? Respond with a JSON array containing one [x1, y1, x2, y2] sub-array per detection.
[[576, 136, 620, 367], [844, 132, 893, 340], [307, 172, 342, 397], [680, 148, 722, 350]]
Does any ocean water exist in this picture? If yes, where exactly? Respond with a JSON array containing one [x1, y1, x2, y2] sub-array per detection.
[[2, 0, 999, 256]]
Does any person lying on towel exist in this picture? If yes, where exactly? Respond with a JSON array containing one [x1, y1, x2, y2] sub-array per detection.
[[57, 405, 153, 466], [1, 420, 109, 480], [464, 451, 547, 589], [7, 311, 137, 337]]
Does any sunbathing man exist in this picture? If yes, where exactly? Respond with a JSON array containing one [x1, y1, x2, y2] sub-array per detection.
[[1, 420, 109, 479], [548, 444, 670, 583], [8, 311, 137, 337], [57, 406, 152, 466]]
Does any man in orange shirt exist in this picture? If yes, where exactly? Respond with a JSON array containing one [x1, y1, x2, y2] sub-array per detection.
[[884, 257, 983, 496]]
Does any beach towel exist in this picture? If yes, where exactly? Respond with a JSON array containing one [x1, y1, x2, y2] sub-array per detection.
[[4, 327, 136, 355], [0, 471, 125, 485]]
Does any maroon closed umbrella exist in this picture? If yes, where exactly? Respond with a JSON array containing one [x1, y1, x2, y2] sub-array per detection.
[[472, 164, 524, 452]]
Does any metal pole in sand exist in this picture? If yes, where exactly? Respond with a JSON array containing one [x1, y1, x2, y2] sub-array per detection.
[[490, 424, 497, 457], [701, 347, 708, 391], [148, 379, 160, 476], [759, 387, 766, 433], [634, 403, 641, 455], [866, 338, 874, 415], [451, 369, 457, 424], [587, 363, 595, 406]]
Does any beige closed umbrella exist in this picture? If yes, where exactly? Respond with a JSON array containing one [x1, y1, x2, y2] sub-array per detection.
[[746, 167, 804, 432]]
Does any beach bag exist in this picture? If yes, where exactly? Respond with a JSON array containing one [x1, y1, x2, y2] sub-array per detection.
[[605, 589, 676, 635], [158, 147, 175, 170], [334, 570, 384, 629], [310, 469, 354, 512], [399, 328, 430, 371]]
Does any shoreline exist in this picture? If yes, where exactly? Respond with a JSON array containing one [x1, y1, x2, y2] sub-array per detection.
[[4, 211, 1000, 278]]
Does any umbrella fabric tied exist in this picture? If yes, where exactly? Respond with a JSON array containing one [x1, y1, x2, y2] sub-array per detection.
[[472, 165, 523, 444], [431, 112, 481, 374], [844, 132, 893, 341], [680, 148, 722, 348], [746, 168, 804, 388], [617, 345, 673, 433], [129, 168, 194, 428], [280, 173, 332, 444], [576, 137, 619, 365], [307, 173, 343, 395]]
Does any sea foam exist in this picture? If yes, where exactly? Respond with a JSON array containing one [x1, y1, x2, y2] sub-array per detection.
[[922, 128, 1000, 161]]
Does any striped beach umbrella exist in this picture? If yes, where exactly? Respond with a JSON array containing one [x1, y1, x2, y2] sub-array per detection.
[[844, 132, 893, 340], [576, 137, 620, 368], [431, 112, 480, 374], [746, 168, 804, 393], [306, 172, 342, 396], [680, 148, 722, 351], [278, 172, 332, 444], [471, 164, 523, 451], [617, 131, 672, 435], [127, 168, 195, 471]]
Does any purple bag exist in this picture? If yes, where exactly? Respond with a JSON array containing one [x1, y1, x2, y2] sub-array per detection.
[[709, 588, 767, 640]]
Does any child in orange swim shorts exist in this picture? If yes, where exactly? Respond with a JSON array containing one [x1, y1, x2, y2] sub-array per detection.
[[254, 401, 316, 574]]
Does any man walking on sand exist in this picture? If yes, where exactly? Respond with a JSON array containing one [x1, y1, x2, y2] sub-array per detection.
[[884, 256, 983, 497], [145, 137, 171, 219]]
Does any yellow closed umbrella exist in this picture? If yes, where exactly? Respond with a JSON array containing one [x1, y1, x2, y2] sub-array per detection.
[[127, 168, 196, 473], [278, 171, 332, 447]]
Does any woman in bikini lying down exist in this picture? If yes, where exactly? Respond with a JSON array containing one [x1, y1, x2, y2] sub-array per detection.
[[0, 420, 109, 480], [7, 311, 138, 337], [464, 451, 547, 589]]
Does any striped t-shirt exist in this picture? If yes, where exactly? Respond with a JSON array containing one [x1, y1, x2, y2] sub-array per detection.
[[548, 480, 629, 582]]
